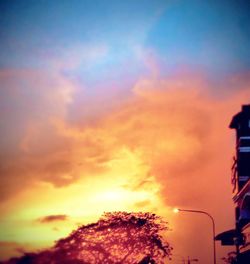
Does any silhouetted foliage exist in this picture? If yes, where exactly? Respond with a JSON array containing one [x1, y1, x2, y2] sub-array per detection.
[[222, 251, 237, 264], [2, 212, 172, 264]]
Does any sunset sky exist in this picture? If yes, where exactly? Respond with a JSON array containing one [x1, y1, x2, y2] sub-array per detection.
[[1, 0, 250, 263]]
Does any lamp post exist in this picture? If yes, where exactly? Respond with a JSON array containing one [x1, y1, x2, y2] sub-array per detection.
[[173, 208, 216, 264]]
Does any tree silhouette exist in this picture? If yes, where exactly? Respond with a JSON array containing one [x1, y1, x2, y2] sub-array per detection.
[[222, 251, 237, 264], [2, 212, 172, 264]]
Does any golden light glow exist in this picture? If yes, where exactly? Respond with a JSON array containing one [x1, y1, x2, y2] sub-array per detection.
[[173, 208, 180, 214]]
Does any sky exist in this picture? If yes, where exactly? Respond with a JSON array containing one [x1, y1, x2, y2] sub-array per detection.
[[0, 0, 250, 263]]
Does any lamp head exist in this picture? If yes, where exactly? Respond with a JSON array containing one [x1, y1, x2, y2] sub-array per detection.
[[173, 208, 180, 213]]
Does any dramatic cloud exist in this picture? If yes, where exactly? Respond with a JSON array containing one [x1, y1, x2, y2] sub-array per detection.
[[1, 68, 249, 262], [1, 68, 249, 203]]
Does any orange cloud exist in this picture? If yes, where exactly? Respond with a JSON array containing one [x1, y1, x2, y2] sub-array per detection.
[[1, 68, 249, 262]]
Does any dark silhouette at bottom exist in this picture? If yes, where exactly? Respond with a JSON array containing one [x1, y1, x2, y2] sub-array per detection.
[[1, 212, 172, 264]]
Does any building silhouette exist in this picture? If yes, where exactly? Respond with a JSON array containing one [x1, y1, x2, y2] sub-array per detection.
[[216, 105, 250, 263]]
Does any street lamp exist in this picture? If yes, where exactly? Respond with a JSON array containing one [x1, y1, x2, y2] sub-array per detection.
[[173, 208, 216, 264]]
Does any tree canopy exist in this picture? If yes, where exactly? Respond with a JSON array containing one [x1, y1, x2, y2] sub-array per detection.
[[3, 212, 172, 264]]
